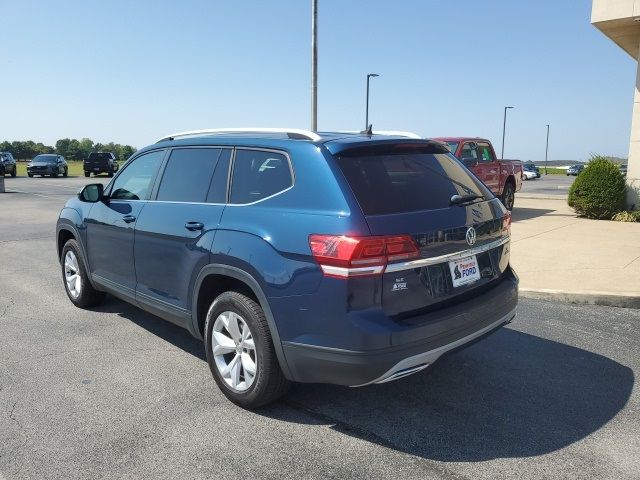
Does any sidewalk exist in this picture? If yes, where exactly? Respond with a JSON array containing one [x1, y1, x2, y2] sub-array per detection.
[[510, 197, 640, 308]]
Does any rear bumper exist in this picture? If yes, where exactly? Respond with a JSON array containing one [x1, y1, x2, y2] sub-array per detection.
[[281, 268, 518, 386]]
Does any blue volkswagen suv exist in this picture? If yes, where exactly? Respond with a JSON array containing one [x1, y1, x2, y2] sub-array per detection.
[[56, 128, 518, 408]]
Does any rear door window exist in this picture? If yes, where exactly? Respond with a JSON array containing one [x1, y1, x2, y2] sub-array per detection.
[[335, 146, 491, 215], [230, 150, 292, 204], [459, 143, 478, 161], [477, 143, 495, 162], [156, 148, 223, 203]]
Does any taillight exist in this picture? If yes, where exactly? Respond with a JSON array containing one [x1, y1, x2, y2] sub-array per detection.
[[502, 212, 512, 235], [309, 234, 419, 278]]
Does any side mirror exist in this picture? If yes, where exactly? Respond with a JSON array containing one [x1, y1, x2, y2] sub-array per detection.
[[461, 157, 478, 168], [78, 183, 104, 203]]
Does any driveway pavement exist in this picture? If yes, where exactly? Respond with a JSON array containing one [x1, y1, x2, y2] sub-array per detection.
[[0, 176, 639, 479], [519, 175, 574, 198], [511, 197, 640, 306]]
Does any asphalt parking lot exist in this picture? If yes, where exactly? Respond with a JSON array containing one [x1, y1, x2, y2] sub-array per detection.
[[520, 174, 575, 197], [1, 175, 638, 479]]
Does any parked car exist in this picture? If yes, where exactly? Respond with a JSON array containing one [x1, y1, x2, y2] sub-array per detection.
[[523, 163, 540, 178], [27, 154, 68, 177], [0, 152, 17, 177], [619, 164, 628, 177], [56, 128, 518, 408], [567, 164, 584, 176], [435, 137, 523, 210], [84, 151, 119, 177], [522, 169, 538, 180]]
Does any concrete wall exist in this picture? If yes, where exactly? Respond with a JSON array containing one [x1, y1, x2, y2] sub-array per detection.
[[592, 0, 640, 208]]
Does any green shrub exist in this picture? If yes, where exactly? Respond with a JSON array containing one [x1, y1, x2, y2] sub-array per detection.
[[568, 156, 627, 219], [612, 211, 640, 222]]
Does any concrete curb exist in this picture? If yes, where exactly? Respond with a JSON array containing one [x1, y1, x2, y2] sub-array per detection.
[[520, 288, 640, 309], [518, 194, 567, 200]]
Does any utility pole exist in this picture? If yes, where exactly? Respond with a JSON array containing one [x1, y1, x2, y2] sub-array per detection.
[[545, 124, 550, 175], [501, 106, 514, 159], [365, 73, 379, 130], [311, 0, 318, 131]]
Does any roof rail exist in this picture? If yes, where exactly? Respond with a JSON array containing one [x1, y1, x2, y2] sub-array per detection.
[[336, 130, 422, 139], [156, 128, 322, 143], [370, 130, 422, 139]]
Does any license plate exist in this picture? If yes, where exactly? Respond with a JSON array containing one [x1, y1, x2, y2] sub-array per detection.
[[94, 167, 100, 171], [448, 255, 480, 287]]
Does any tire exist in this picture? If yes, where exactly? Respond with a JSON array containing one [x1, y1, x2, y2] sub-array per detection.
[[204, 291, 290, 408], [84, 171, 90, 177], [501, 181, 515, 211], [107, 170, 114, 178], [11, 166, 16, 177], [28, 173, 33, 178], [61, 239, 105, 308], [63, 168, 68, 177]]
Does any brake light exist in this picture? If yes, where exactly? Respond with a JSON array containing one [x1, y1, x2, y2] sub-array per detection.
[[309, 234, 419, 278], [502, 212, 512, 235]]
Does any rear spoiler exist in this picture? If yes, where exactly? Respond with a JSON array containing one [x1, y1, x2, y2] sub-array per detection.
[[328, 139, 450, 157]]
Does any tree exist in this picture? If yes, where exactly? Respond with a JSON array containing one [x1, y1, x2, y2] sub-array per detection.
[[78, 138, 94, 160], [66, 139, 81, 160], [1, 138, 136, 160], [55, 138, 71, 157]]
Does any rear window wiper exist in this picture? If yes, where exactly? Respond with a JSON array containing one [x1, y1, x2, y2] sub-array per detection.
[[450, 194, 483, 206]]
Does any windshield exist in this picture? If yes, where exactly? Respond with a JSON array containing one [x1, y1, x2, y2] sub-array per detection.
[[33, 155, 58, 163], [335, 147, 492, 215]]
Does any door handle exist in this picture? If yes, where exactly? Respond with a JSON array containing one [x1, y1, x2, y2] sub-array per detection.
[[185, 221, 204, 231], [122, 215, 136, 223]]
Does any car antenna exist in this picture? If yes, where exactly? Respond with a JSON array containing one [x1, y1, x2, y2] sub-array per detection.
[[360, 124, 373, 136]]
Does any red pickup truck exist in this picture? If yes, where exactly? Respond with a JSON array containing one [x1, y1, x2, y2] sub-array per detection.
[[434, 137, 523, 210]]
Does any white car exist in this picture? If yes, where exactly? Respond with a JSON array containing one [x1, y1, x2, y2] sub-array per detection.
[[522, 170, 537, 180]]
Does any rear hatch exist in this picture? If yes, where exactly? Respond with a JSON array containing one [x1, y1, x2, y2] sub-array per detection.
[[332, 142, 511, 317]]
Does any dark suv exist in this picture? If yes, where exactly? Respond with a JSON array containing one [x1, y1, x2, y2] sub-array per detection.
[[0, 151, 17, 177], [84, 152, 119, 177], [56, 129, 518, 408], [27, 154, 68, 177]]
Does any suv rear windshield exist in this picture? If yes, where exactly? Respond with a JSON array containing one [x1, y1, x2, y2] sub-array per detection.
[[335, 146, 491, 215]]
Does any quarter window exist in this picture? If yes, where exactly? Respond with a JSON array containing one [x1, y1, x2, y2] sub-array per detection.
[[110, 150, 164, 200], [156, 148, 225, 203], [230, 150, 292, 204]]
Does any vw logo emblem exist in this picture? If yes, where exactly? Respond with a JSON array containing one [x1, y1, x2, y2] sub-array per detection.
[[465, 227, 477, 246]]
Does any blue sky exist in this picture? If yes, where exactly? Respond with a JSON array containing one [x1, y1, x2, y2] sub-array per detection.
[[0, 0, 636, 161]]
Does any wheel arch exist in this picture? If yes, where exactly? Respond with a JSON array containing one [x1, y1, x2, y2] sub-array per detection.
[[56, 216, 100, 291], [192, 264, 293, 380], [504, 174, 517, 191]]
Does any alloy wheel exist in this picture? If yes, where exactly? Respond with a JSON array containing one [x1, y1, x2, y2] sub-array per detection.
[[211, 311, 257, 391], [64, 250, 82, 298]]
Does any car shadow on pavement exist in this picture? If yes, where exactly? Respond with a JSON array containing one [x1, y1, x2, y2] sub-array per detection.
[[97, 297, 634, 463], [511, 207, 555, 222], [95, 297, 206, 360], [262, 327, 634, 462]]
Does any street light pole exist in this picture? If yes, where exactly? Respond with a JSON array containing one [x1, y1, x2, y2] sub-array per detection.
[[311, 0, 318, 131], [545, 124, 550, 175], [501, 106, 514, 159], [365, 73, 379, 130]]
